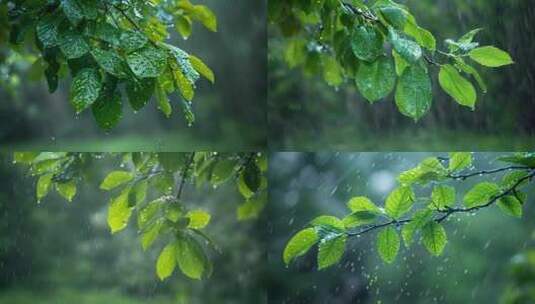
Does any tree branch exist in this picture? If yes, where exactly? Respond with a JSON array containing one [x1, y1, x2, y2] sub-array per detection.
[[446, 166, 531, 180], [176, 152, 195, 200], [346, 169, 535, 237]]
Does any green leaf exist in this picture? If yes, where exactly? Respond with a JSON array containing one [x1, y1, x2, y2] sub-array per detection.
[[138, 198, 164, 230], [385, 186, 415, 219], [107, 187, 133, 234], [449, 152, 472, 171], [176, 236, 209, 280], [351, 25, 384, 62], [243, 162, 261, 194], [347, 196, 382, 214], [91, 48, 128, 78], [310, 215, 345, 231], [498, 153, 535, 168], [189, 55, 214, 83], [342, 211, 377, 228], [431, 185, 456, 209], [401, 209, 433, 246], [192, 5, 218, 32], [92, 89, 123, 131], [392, 50, 409, 76], [212, 159, 236, 185], [404, 16, 436, 51], [395, 65, 432, 121], [100, 171, 134, 190], [379, 6, 407, 29], [388, 27, 421, 63], [322, 55, 343, 87], [187, 210, 211, 229], [155, 83, 172, 117], [377, 227, 400, 263], [58, 28, 90, 59], [463, 182, 500, 208], [36, 14, 61, 48], [156, 242, 177, 281], [56, 180, 77, 202], [439, 64, 476, 109], [398, 157, 447, 185], [172, 67, 195, 101], [70, 68, 101, 114], [120, 31, 149, 52], [14, 152, 39, 164], [237, 194, 267, 221], [501, 171, 530, 189], [126, 46, 168, 78], [283, 228, 319, 265], [454, 59, 487, 93], [61, 0, 84, 25], [497, 195, 523, 218], [318, 234, 347, 270], [142, 221, 163, 251], [37, 173, 53, 201], [355, 56, 396, 103], [421, 221, 447, 256], [176, 16, 192, 39], [126, 78, 155, 111], [459, 28, 483, 44], [468, 46, 514, 67]]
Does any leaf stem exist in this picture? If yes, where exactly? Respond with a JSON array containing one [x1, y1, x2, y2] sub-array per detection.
[[176, 152, 195, 200]]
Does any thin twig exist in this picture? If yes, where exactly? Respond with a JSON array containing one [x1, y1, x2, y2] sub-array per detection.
[[447, 166, 531, 180]]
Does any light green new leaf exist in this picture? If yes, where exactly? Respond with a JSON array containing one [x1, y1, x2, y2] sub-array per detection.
[[211, 159, 236, 185], [347, 196, 382, 214], [355, 56, 396, 103], [283, 228, 319, 265], [155, 83, 172, 117], [156, 242, 177, 281], [187, 210, 211, 229], [385, 186, 415, 219], [107, 187, 133, 233], [401, 209, 433, 246], [439, 64, 476, 109], [351, 25, 384, 62], [455, 59, 487, 93], [377, 227, 400, 263], [310, 215, 345, 231], [100, 171, 134, 190], [421, 221, 447, 256], [142, 221, 163, 251], [497, 195, 523, 218], [318, 234, 347, 270], [342, 211, 377, 228], [463, 182, 500, 208], [431, 185, 456, 209], [56, 180, 77, 202], [322, 56, 343, 87], [70, 68, 101, 114], [189, 55, 214, 83], [449, 152, 472, 172], [37, 173, 53, 201], [395, 65, 432, 121], [469, 46, 514, 67], [176, 236, 208, 280]]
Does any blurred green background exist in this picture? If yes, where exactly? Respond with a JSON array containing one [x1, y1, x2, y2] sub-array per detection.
[[0, 0, 266, 151], [268, 0, 535, 150], [0, 153, 267, 304], [266, 152, 535, 303]]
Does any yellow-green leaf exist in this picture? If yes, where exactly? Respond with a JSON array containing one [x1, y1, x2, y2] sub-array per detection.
[[187, 209, 211, 229], [100, 171, 134, 190]]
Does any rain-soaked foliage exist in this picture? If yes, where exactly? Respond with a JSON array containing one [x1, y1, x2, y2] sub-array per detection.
[[0, 152, 268, 303], [268, 0, 535, 150], [266, 152, 535, 303]]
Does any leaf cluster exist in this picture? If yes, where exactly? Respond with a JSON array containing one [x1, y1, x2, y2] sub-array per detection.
[[283, 152, 535, 268], [270, 0, 514, 121], [13, 151, 268, 281], [3, 0, 216, 129]]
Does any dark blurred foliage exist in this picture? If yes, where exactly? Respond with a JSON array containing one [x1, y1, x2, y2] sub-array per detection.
[[0, 153, 267, 303], [0, 0, 266, 151], [268, 0, 535, 150], [265, 152, 535, 303]]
